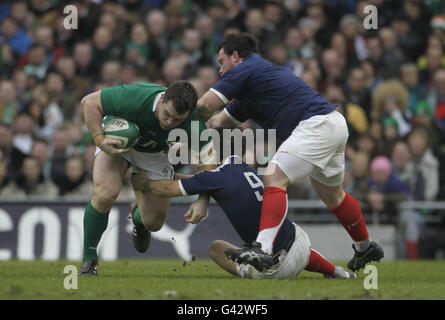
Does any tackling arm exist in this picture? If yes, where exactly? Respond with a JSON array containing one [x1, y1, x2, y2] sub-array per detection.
[[197, 90, 226, 121], [131, 172, 183, 197]]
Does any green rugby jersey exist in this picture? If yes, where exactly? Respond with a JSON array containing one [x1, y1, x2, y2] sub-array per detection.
[[100, 83, 209, 154]]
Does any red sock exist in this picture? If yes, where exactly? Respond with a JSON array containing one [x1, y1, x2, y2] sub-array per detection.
[[305, 249, 335, 275], [405, 241, 418, 260], [330, 192, 369, 242], [256, 186, 288, 253]]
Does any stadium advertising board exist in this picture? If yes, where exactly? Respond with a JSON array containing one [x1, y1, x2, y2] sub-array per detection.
[[0, 202, 240, 261]]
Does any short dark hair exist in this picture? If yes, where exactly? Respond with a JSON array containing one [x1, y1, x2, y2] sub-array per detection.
[[217, 32, 259, 58], [163, 80, 198, 115]]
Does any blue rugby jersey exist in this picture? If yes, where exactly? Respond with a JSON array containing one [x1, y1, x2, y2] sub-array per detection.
[[211, 53, 337, 142], [179, 156, 294, 254]]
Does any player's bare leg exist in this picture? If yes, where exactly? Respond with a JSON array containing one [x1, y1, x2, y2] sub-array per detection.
[[80, 152, 128, 276], [209, 240, 240, 276], [310, 178, 384, 271], [130, 185, 170, 253]]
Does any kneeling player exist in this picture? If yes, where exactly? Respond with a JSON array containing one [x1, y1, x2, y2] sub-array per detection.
[[131, 148, 356, 279]]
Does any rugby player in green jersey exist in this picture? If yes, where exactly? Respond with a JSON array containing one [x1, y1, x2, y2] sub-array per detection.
[[79, 80, 214, 275]]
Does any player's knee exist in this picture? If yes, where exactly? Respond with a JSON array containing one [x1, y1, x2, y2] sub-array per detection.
[[208, 241, 221, 259], [208, 240, 227, 260], [93, 185, 120, 209]]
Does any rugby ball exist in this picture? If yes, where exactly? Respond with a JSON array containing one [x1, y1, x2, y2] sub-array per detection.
[[103, 117, 140, 148]]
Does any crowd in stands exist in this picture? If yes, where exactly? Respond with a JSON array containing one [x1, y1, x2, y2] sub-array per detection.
[[1, 0, 445, 258]]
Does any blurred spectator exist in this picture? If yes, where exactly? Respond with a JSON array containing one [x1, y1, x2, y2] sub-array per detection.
[[222, 0, 245, 32], [145, 9, 170, 63], [194, 13, 221, 64], [430, 15, 445, 43], [50, 127, 74, 188], [403, 0, 432, 49], [262, 1, 287, 37], [101, 60, 122, 87], [391, 140, 424, 201], [29, 84, 63, 141], [360, 59, 381, 92], [125, 22, 152, 66], [371, 80, 412, 136], [0, 79, 19, 125], [32, 24, 65, 66], [425, 69, 445, 128], [5, 156, 58, 200], [45, 71, 77, 121], [197, 65, 218, 92], [266, 42, 293, 70], [319, 48, 346, 93], [121, 62, 141, 84], [162, 56, 186, 85], [73, 41, 97, 79], [390, 139, 426, 260], [305, 2, 335, 50], [344, 66, 372, 119], [379, 27, 407, 80], [354, 155, 410, 220], [30, 139, 51, 178], [418, 46, 445, 86], [339, 14, 368, 66], [407, 126, 440, 201], [0, 157, 24, 200], [22, 44, 49, 81], [91, 26, 120, 70], [285, 26, 304, 60], [382, 116, 400, 156], [391, 13, 424, 62], [365, 35, 386, 80], [9, 1, 32, 32], [243, 7, 271, 54], [0, 43, 16, 77], [0, 16, 32, 56], [400, 63, 427, 113], [347, 151, 370, 196], [0, 123, 25, 179], [58, 156, 93, 198], [411, 100, 435, 131], [12, 112, 34, 158]]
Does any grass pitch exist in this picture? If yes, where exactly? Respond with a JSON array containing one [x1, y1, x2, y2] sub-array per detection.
[[0, 259, 444, 300]]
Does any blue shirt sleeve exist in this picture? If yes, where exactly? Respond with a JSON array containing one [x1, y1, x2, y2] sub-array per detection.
[[179, 170, 225, 196], [211, 62, 251, 102], [224, 99, 249, 125]]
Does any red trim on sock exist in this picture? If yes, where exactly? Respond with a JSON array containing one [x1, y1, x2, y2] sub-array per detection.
[[259, 186, 288, 232], [330, 192, 369, 242], [405, 241, 418, 260], [305, 249, 335, 275]]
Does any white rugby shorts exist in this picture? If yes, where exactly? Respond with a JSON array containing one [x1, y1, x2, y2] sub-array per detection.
[[270, 110, 349, 186], [236, 223, 311, 279], [95, 147, 174, 181]]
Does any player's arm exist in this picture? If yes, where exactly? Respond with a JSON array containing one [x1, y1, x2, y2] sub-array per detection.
[[207, 109, 239, 129], [81, 91, 131, 155], [197, 90, 226, 121], [131, 173, 183, 197]]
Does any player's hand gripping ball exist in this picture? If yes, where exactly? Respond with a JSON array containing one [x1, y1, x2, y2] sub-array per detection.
[[103, 117, 140, 148]]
